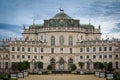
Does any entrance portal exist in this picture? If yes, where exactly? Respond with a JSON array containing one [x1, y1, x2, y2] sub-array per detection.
[[59, 58, 64, 70]]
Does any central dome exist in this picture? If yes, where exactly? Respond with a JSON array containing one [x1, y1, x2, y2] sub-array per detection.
[[30, 10, 95, 29], [43, 10, 80, 27], [52, 11, 72, 19]]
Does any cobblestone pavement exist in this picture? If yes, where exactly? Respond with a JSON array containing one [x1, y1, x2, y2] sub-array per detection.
[[18, 74, 106, 80]]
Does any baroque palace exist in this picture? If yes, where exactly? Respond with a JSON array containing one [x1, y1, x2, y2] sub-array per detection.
[[0, 10, 120, 73]]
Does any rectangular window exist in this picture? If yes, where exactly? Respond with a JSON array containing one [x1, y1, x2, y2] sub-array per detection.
[[80, 56, 83, 59], [70, 48, 72, 54], [41, 48, 43, 52], [28, 47, 30, 52], [87, 55, 89, 59], [99, 47, 102, 51], [109, 55, 112, 58], [60, 48, 63, 51], [17, 55, 20, 59], [41, 56, 43, 59], [28, 55, 30, 59], [93, 47, 96, 52], [34, 48, 37, 52], [34, 56, 37, 59], [22, 55, 25, 59], [104, 55, 107, 58], [99, 55, 102, 59], [116, 62, 118, 69], [116, 55, 118, 58], [87, 48, 89, 52], [5, 62, 8, 69], [93, 55, 96, 59], [51, 48, 54, 54], [51, 36, 55, 46], [80, 48, 83, 52], [109, 47, 112, 51], [6, 55, 8, 58], [12, 47, 15, 51], [22, 47, 25, 52], [104, 47, 107, 51]]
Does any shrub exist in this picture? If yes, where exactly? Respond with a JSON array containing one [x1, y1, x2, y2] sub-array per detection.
[[10, 78, 17, 80], [115, 73, 120, 80], [107, 62, 113, 72], [106, 79, 114, 80], [78, 62, 84, 69], [11, 61, 30, 72], [71, 64, 77, 71], [0, 74, 9, 80], [47, 65, 52, 70], [38, 62, 43, 70]]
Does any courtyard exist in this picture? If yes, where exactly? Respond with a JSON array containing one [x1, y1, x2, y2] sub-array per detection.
[[18, 74, 106, 80]]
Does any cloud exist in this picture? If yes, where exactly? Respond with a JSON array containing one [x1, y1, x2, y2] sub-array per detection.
[[0, 0, 120, 39], [0, 29, 22, 40], [0, 23, 22, 40]]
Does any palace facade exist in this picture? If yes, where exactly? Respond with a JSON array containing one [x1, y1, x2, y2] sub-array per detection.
[[0, 10, 120, 73]]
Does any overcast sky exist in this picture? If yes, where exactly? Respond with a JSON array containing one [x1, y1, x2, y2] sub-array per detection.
[[0, 0, 120, 39]]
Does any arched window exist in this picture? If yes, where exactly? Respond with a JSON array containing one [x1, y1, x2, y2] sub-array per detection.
[[68, 36, 73, 46], [51, 36, 55, 45], [59, 35, 64, 45]]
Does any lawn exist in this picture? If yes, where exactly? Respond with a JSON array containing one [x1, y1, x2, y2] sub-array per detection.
[[18, 74, 106, 80]]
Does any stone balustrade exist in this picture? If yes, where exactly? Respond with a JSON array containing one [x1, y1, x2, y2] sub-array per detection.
[[23, 27, 101, 34]]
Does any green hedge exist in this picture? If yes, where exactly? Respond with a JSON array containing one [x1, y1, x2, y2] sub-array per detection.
[[106, 79, 114, 80], [114, 73, 120, 80], [0, 74, 9, 79], [10, 78, 17, 80]]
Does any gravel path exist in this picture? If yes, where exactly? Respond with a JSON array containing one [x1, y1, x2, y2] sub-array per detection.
[[19, 74, 106, 80]]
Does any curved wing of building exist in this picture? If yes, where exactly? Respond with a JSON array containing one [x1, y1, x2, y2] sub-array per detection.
[[0, 10, 120, 73]]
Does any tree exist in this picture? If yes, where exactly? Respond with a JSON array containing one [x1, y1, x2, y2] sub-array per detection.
[[17, 61, 30, 72], [38, 62, 43, 70], [47, 65, 52, 70], [23, 61, 30, 70], [11, 62, 18, 72], [71, 64, 77, 71], [93, 62, 105, 71], [17, 62, 24, 72], [99, 62, 105, 70], [107, 62, 113, 72], [11, 61, 30, 72], [94, 62, 99, 70], [78, 62, 84, 69]]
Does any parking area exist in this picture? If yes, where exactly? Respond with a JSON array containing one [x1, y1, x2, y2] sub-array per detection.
[[18, 74, 106, 80]]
